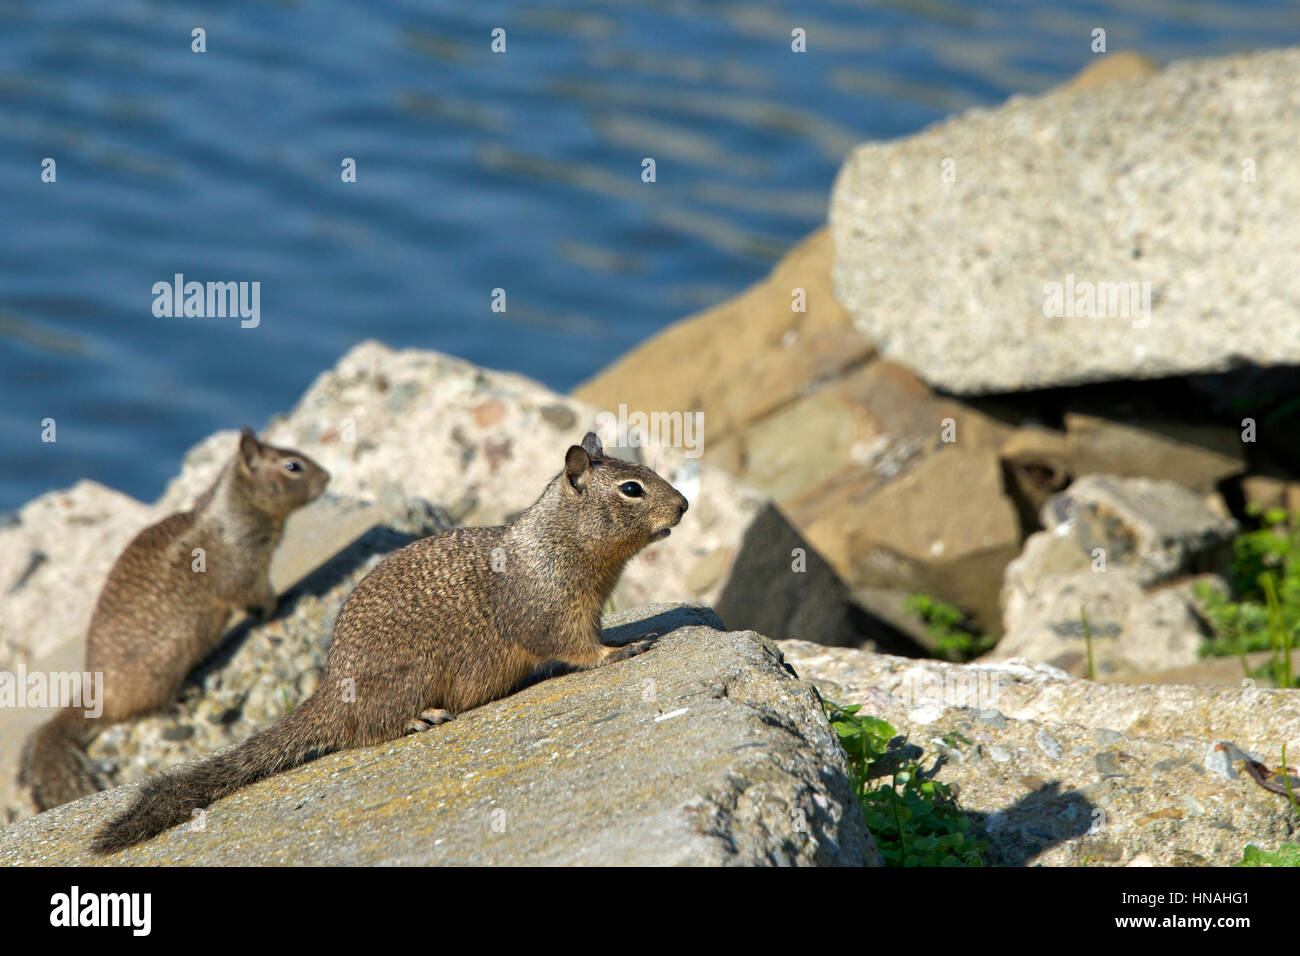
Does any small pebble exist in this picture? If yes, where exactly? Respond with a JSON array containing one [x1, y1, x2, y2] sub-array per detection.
[[1035, 729, 1062, 761]]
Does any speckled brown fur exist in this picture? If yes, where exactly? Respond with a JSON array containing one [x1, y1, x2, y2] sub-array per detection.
[[91, 432, 686, 853]]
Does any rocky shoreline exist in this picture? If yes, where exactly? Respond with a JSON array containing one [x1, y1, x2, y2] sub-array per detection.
[[3, 49, 1299, 865]]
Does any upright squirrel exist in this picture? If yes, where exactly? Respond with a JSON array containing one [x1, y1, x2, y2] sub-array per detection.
[[92, 432, 687, 853], [20, 428, 329, 811]]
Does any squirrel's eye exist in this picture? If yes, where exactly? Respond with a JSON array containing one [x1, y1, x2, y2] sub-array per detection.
[[619, 481, 645, 498], [284, 461, 301, 473]]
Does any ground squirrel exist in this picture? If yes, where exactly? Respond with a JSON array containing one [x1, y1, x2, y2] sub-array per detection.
[[92, 432, 687, 853], [20, 428, 329, 811]]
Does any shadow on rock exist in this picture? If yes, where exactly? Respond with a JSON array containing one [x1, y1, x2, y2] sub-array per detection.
[[966, 780, 1097, 866], [516, 604, 729, 691], [193, 510, 447, 680]]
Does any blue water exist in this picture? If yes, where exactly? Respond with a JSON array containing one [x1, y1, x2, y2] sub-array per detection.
[[3, 0, 1299, 511]]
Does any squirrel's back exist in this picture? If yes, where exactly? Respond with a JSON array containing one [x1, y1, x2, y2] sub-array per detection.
[[87, 512, 231, 719]]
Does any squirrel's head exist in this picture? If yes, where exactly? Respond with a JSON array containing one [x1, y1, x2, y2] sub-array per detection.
[[560, 432, 688, 552], [234, 427, 330, 518]]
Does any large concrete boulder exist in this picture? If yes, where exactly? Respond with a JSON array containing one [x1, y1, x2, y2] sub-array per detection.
[[830, 48, 1300, 393], [0, 606, 877, 866], [780, 640, 1300, 866]]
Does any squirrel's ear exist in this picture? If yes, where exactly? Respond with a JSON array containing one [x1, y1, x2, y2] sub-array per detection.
[[237, 427, 262, 470], [581, 431, 604, 459], [564, 445, 591, 492]]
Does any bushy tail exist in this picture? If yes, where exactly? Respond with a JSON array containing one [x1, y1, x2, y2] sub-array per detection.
[[91, 691, 343, 855], [20, 709, 99, 811]]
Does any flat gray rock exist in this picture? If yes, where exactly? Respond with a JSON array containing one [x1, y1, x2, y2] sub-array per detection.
[[1035, 474, 1237, 586], [830, 48, 1300, 393], [0, 605, 877, 866]]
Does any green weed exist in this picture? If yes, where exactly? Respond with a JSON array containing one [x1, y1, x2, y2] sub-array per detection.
[[1196, 505, 1300, 687], [902, 593, 994, 662], [824, 698, 987, 866]]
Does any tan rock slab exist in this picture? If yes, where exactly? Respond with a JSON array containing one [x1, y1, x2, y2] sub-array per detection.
[[1065, 413, 1245, 493], [573, 228, 873, 446]]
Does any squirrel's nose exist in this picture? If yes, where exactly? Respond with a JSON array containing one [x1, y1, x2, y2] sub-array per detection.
[[677, 496, 689, 516]]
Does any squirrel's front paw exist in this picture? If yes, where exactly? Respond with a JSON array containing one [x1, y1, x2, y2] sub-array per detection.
[[604, 637, 657, 664]]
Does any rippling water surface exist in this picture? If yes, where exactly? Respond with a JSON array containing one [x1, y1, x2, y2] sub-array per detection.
[[3, 0, 1299, 509]]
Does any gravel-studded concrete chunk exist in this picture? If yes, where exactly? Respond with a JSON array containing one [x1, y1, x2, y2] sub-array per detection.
[[830, 48, 1300, 393]]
